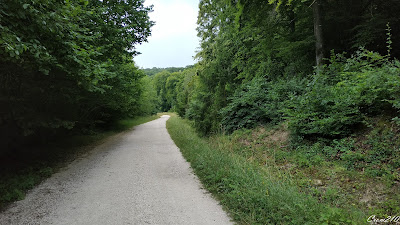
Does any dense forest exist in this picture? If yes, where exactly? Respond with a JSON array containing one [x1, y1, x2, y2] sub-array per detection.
[[0, 0, 157, 153], [153, 0, 400, 136], [142, 66, 193, 76], [3, 0, 399, 151]]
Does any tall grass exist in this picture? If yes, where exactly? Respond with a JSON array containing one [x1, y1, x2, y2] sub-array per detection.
[[167, 114, 366, 224]]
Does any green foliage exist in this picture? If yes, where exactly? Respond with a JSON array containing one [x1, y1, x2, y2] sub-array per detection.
[[190, 0, 400, 136], [150, 66, 197, 117], [137, 76, 158, 115], [363, 122, 400, 178], [221, 76, 307, 133], [286, 49, 400, 138], [165, 72, 183, 111], [192, 0, 315, 134], [186, 90, 215, 135], [142, 66, 192, 76], [319, 207, 356, 225], [175, 68, 197, 117], [153, 71, 172, 112], [0, 0, 154, 151], [294, 123, 400, 180]]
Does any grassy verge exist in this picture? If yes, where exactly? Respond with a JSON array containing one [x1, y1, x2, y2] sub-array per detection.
[[215, 120, 400, 218], [166, 114, 366, 224], [112, 114, 160, 131], [0, 114, 160, 210]]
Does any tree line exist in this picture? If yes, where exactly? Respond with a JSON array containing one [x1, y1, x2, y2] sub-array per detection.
[[154, 0, 400, 139], [3, 0, 400, 155], [0, 0, 154, 152]]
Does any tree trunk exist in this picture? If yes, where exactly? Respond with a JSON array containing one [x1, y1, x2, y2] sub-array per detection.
[[313, 0, 324, 67], [289, 9, 295, 34]]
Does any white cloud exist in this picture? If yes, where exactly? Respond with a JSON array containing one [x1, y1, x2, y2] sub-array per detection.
[[149, 0, 197, 40], [134, 0, 200, 68]]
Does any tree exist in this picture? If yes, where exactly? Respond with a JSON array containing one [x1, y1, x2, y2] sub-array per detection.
[[153, 71, 172, 112], [312, 0, 324, 67], [0, 0, 153, 150], [267, 0, 324, 66]]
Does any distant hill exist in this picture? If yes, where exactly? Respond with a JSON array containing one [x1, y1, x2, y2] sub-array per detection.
[[142, 65, 194, 76]]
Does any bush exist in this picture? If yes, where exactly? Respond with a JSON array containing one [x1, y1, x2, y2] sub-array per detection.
[[220, 76, 307, 133], [286, 49, 400, 138]]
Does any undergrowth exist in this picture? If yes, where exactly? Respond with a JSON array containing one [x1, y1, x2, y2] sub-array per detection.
[[213, 118, 400, 223]]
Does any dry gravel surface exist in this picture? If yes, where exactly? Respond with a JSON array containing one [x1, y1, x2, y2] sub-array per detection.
[[0, 115, 232, 225]]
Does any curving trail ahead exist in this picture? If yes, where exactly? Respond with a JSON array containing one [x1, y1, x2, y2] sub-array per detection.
[[0, 115, 232, 225]]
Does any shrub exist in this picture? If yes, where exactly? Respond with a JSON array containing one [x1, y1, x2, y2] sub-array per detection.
[[221, 76, 307, 133], [286, 49, 400, 138]]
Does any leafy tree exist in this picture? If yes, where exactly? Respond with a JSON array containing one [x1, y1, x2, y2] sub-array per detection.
[[188, 0, 400, 136], [0, 0, 153, 151], [153, 71, 172, 112], [165, 72, 183, 112], [151, 66, 197, 115], [175, 67, 197, 117], [142, 66, 190, 76], [137, 76, 158, 115]]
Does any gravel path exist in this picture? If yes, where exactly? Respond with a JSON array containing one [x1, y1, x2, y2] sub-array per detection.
[[0, 115, 232, 225]]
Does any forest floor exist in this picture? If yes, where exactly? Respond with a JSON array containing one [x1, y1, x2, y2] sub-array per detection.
[[0, 115, 232, 224]]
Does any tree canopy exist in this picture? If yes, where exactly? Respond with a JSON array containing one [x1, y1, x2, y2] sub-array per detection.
[[0, 0, 154, 151], [152, 0, 400, 137]]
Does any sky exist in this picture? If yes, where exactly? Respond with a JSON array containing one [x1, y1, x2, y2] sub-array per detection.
[[134, 0, 200, 69]]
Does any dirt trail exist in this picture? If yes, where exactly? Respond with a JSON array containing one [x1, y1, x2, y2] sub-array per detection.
[[0, 115, 232, 225]]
